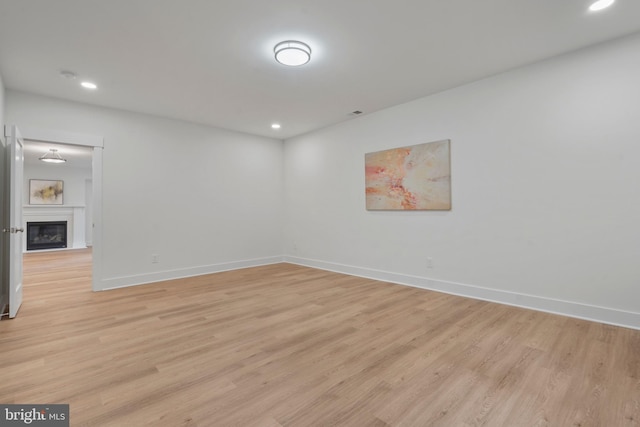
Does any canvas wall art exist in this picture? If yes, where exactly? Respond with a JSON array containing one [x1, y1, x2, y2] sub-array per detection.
[[29, 179, 64, 205], [365, 139, 451, 210]]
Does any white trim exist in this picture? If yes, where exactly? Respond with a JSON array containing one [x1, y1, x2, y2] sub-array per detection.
[[23, 204, 86, 208], [19, 127, 104, 147], [98, 256, 285, 291], [91, 147, 103, 291], [283, 256, 640, 331], [24, 248, 86, 254]]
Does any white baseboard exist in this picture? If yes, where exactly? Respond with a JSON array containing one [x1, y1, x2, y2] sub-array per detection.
[[284, 256, 640, 331], [99, 256, 284, 291]]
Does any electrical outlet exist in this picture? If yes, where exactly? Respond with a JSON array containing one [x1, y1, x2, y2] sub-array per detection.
[[426, 257, 434, 269], [152, 254, 159, 264]]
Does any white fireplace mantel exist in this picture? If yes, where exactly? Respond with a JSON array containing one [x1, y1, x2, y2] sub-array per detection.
[[23, 205, 87, 252]]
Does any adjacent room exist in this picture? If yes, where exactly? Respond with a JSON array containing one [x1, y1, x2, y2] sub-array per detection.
[[1, 1, 639, 425]]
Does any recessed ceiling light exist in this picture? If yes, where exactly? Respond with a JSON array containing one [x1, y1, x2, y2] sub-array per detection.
[[271, 123, 281, 129], [589, 0, 615, 11], [274, 41, 311, 66], [81, 81, 98, 90]]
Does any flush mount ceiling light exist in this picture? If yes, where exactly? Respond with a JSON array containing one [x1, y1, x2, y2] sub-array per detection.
[[271, 123, 281, 129], [274, 40, 311, 66], [589, 0, 615, 11], [39, 149, 67, 164]]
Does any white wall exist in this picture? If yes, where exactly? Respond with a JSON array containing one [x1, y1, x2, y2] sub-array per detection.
[[6, 91, 285, 290], [283, 32, 640, 329], [0, 72, 4, 131], [22, 162, 93, 250], [24, 163, 91, 206]]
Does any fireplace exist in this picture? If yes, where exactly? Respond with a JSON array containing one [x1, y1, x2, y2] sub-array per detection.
[[26, 221, 68, 251]]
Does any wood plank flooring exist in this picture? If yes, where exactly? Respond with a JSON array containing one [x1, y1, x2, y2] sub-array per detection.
[[1, 249, 639, 426]]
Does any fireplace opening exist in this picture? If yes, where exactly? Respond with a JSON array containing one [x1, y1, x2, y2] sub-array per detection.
[[26, 221, 68, 251]]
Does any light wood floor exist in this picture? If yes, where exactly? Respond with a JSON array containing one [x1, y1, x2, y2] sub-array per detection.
[[1, 249, 639, 426]]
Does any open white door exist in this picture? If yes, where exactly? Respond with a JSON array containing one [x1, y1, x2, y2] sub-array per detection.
[[5, 125, 24, 318]]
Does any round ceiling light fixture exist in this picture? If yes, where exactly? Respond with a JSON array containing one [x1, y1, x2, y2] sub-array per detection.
[[39, 148, 67, 164], [589, 0, 615, 11], [274, 40, 311, 66]]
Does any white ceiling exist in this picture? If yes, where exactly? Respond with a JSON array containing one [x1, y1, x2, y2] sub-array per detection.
[[1, 0, 640, 140]]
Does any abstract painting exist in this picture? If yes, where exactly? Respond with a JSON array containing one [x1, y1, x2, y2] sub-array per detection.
[[29, 179, 64, 205], [365, 139, 451, 210]]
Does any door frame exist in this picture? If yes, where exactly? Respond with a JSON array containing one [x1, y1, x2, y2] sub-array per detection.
[[5, 125, 24, 317], [18, 127, 104, 292]]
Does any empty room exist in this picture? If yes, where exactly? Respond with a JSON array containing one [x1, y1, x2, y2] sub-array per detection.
[[1, 1, 639, 426]]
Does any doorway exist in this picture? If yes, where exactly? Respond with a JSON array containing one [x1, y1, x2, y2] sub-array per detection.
[[22, 140, 95, 285], [17, 127, 103, 293]]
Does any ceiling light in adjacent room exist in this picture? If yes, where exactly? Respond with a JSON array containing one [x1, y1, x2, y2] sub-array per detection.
[[81, 81, 98, 90], [39, 149, 67, 164], [589, 0, 615, 11], [274, 41, 311, 66], [271, 123, 281, 129]]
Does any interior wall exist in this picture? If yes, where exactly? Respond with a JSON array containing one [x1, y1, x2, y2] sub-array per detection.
[[0, 72, 4, 130], [23, 161, 93, 250], [6, 91, 285, 290], [24, 162, 91, 206], [283, 32, 640, 329]]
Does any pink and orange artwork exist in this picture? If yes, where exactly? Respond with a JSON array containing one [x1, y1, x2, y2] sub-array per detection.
[[365, 139, 451, 210]]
